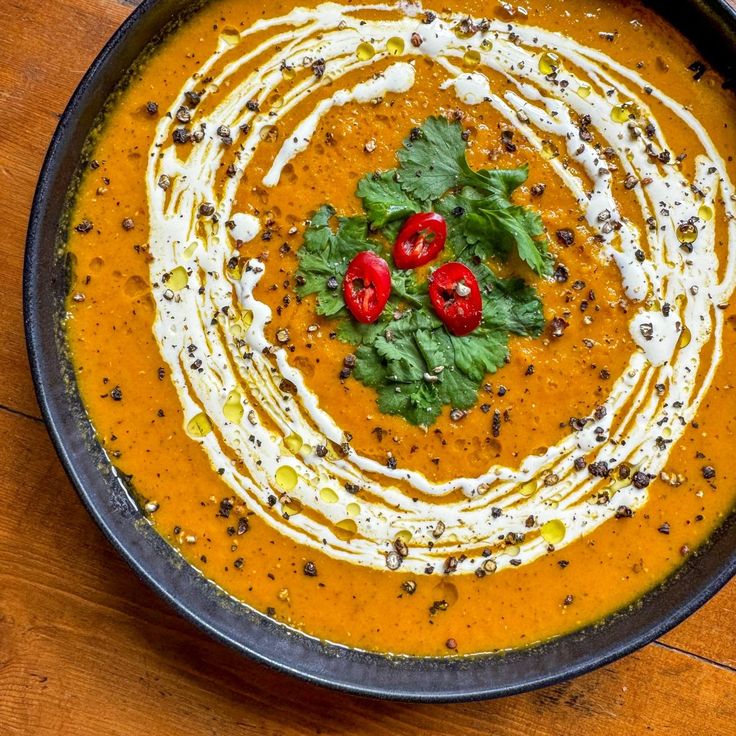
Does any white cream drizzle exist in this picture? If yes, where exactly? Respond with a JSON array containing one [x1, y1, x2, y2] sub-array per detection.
[[229, 213, 261, 243], [264, 61, 416, 187], [145, 2, 736, 574], [441, 71, 491, 105]]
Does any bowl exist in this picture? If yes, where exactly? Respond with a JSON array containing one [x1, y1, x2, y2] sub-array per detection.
[[24, 0, 736, 701]]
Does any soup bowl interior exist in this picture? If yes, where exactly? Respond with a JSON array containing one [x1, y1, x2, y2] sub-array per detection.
[[23, 0, 736, 701]]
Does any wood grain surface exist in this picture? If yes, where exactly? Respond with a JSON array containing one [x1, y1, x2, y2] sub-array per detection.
[[1, 1, 734, 733]]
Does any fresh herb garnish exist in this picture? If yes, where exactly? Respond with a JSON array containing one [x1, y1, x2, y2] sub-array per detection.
[[296, 116, 549, 426]]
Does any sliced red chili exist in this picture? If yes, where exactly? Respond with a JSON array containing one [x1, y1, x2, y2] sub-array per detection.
[[428, 262, 482, 336], [343, 251, 391, 323], [393, 212, 447, 269]]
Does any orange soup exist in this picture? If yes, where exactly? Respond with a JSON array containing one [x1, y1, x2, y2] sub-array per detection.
[[64, 0, 736, 655]]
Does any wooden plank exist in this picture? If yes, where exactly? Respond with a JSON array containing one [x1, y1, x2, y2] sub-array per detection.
[[1, 408, 734, 735], [660, 584, 736, 669], [0, 0, 138, 418], [0, 0, 734, 731]]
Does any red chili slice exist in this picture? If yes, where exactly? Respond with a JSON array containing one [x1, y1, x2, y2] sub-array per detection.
[[343, 251, 392, 323], [393, 212, 447, 269], [428, 262, 483, 336]]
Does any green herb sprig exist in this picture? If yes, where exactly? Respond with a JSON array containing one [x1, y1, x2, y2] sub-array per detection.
[[296, 116, 549, 426]]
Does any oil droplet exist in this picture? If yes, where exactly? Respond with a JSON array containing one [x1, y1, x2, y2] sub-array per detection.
[[480, 38, 493, 51], [335, 518, 358, 540], [268, 92, 284, 109], [356, 41, 376, 60], [676, 222, 698, 244], [283, 496, 303, 516], [541, 140, 560, 160], [538, 51, 561, 75], [167, 266, 189, 291], [319, 487, 339, 504], [577, 83, 592, 99], [220, 27, 241, 46], [433, 580, 459, 605], [124, 275, 148, 298], [541, 519, 566, 545], [139, 294, 155, 314], [283, 432, 303, 455], [678, 326, 692, 349], [346, 502, 361, 516], [259, 125, 279, 143], [281, 64, 296, 81], [223, 390, 244, 424], [226, 258, 243, 280], [519, 479, 537, 497], [242, 312, 255, 330], [454, 22, 476, 39], [387, 36, 404, 55], [504, 544, 521, 557], [275, 465, 298, 491], [396, 529, 413, 544], [186, 412, 212, 438], [183, 241, 199, 258], [617, 463, 632, 481], [611, 101, 638, 124], [698, 204, 714, 222], [463, 49, 481, 69]]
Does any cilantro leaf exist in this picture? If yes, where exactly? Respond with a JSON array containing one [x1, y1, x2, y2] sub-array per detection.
[[414, 329, 478, 409], [296, 205, 377, 316], [396, 116, 469, 203], [379, 218, 403, 246], [390, 268, 427, 308], [449, 329, 509, 384], [353, 344, 387, 387], [437, 189, 552, 277], [356, 170, 421, 228], [376, 381, 441, 427], [336, 317, 386, 346], [467, 200, 551, 276], [353, 314, 444, 426], [475, 265, 545, 337], [462, 165, 530, 198], [295, 117, 551, 427], [396, 117, 551, 275]]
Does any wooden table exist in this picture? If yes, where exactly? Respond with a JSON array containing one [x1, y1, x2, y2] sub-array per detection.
[[1, 1, 734, 733]]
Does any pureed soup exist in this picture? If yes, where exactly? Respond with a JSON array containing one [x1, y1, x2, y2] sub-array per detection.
[[64, 0, 736, 656]]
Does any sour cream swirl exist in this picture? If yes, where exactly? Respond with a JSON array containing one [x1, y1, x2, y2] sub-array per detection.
[[146, 2, 736, 573]]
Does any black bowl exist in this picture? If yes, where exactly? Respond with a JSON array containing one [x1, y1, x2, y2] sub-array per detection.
[[24, 0, 736, 702]]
